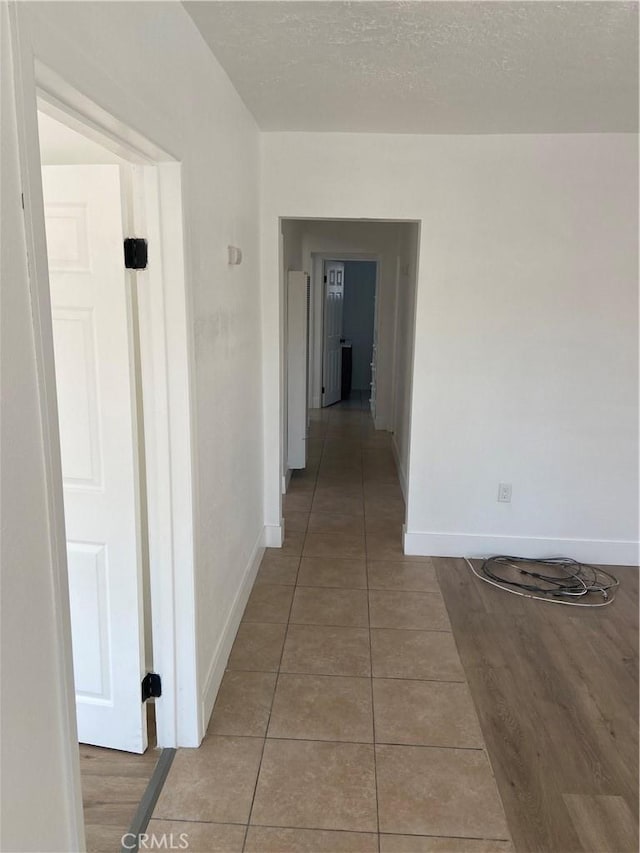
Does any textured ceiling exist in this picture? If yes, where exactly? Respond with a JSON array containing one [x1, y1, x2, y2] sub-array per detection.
[[185, 1, 638, 133]]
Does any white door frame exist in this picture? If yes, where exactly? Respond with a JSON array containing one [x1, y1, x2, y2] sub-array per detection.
[[310, 253, 380, 414], [12, 55, 199, 755]]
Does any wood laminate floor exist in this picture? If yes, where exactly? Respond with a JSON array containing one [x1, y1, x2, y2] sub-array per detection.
[[437, 558, 639, 853], [80, 706, 159, 852]]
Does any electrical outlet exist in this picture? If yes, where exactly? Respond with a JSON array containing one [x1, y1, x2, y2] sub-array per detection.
[[497, 482, 512, 503]]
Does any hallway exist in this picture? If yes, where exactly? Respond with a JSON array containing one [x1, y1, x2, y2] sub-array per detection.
[[149, 396, 512, 851]]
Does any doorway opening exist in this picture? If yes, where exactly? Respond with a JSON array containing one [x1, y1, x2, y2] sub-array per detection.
[[321, 259, 378, 409], [38, 110, 154, 756], [33, 84, 194, 848], [280, 218, 421, 531], [37, 105, 160, 850]]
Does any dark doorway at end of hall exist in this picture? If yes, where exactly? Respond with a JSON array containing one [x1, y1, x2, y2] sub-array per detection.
[[339, 261, 377, 403]]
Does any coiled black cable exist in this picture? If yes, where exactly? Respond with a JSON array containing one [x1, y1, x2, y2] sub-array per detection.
[[465, 555, 619, 607]]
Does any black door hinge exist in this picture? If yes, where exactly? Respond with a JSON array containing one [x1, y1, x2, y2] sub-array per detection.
[[324, 275, 327, 283], [141, 672, 162, 702], [322, 386, 325, 393], [124, 238, 148, 270]]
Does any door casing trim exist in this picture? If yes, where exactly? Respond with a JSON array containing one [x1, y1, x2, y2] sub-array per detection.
[[11, 42, 199, 774]]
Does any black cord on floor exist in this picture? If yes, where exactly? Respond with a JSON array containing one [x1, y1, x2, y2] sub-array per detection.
[[465, 555, 619, 607]]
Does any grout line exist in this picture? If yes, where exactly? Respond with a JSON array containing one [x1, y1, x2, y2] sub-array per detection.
[[368, 588, 446, 598], [150, 814, 511, 843], [294, 583, 368, 591], [283, 619, 453, 634], [369, 625, 453, 634], [357, 401, 381, 853], [242, 504, 304, 853], [275, 671, 371, 682], [227, 667, 466, 684], [371, 674, 471, 685], [236, 400, 505, 847], [206, 732, 485, 751], [287, 619, 371, 629]]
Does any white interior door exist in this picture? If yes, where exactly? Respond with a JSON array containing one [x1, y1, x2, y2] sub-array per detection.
[[322, 261, 344, 407], [42, 165, 147, 753]]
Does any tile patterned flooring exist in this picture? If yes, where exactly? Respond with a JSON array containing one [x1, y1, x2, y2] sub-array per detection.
[[150, 397, 513, 852]]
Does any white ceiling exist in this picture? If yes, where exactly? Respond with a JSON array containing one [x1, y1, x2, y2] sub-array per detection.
[[185, 1, 638, 134]]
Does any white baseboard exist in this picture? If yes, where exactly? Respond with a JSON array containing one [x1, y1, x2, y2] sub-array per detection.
[[403, 530, 639, 567], [391, 434, 407, 501], [201, 529, 265, 733], [263, 523, 284, 548]]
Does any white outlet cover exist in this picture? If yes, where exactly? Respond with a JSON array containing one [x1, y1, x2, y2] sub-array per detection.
[[498, 482, 512, 503]]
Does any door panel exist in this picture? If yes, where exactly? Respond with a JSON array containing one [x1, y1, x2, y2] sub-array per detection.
[[67, 543, 110, 700], [322, 261, 344, 407], [42, 164, 147, 753], [51, 308, 102, 486]]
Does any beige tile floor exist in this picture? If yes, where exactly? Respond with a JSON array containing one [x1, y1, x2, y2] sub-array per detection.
[[151, 395, 513, 852]]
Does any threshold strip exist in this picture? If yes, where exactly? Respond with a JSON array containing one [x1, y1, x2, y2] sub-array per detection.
[[120, 748, 176, 853]]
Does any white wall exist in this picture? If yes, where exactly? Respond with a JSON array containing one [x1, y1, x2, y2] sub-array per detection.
[[1, 5, 85, 848], [343, 261, 377, 391], [3, 1, 265, 844], [261, 132, 639, 564], [38, 110, 125, 165], [280, 220, 305, 492], [282, 219, 304, 272], [391, 223, 420, 499]]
